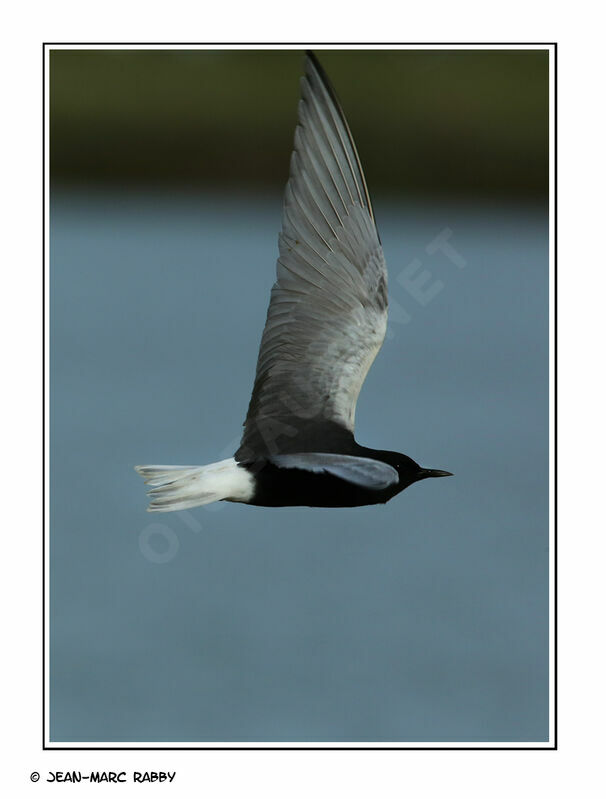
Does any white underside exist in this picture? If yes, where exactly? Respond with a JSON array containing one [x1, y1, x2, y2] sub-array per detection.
[[134, 458, 254, 512]]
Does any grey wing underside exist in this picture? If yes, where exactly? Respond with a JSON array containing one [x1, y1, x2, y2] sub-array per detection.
[[271, 453, 398, 491], [236, 52, 388, 460]]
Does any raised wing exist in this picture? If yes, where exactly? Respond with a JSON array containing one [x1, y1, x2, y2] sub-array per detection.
[[236, 52, 388, 461]]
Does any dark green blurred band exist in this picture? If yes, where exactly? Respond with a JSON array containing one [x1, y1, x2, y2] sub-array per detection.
[[50, 49, 549, 201]]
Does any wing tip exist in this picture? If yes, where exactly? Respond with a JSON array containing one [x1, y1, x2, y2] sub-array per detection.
[[303, 50, 332, 96], [300, 49, 378, 232]]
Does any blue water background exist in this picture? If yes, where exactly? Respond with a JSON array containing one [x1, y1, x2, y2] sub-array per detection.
[[50, 189, 549, 742]]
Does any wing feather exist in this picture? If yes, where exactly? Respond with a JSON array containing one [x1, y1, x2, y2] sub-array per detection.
[[270, 453, 398, 491], [236, 53, 388, 460]]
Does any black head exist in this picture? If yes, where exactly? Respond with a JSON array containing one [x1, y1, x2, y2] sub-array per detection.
[[373, 450, 453, 493]]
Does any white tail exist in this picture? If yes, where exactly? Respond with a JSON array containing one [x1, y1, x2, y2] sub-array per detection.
[[134, 458, 254, 512]]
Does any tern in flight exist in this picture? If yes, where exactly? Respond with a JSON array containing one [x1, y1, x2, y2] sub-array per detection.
[[135, 51, 452, 511]]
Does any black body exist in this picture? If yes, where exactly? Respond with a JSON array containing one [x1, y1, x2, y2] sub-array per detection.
[[241, 441, 451, 508]]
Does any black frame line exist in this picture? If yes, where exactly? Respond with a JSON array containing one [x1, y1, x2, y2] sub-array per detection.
[[42, 41, 557, 752]]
